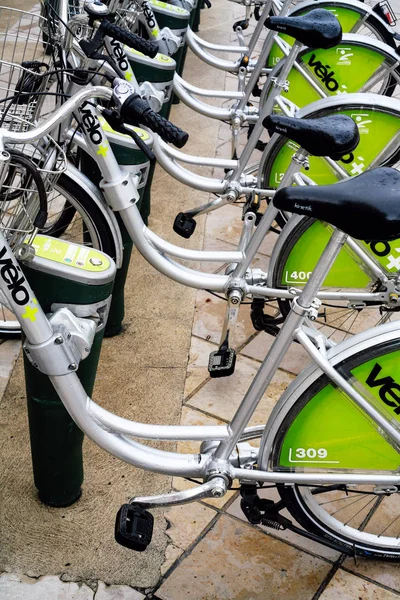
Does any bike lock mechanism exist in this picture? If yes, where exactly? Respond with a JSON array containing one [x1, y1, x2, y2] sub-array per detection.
[[21, 237, 116, 506]]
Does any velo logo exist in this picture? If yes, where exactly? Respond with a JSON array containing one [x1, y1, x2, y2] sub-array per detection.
[[366, 362, 400, 415], [307, 54, 340, 92], [336, 47, 353, 66], [364, 240, 400, 272], [340, 153, 365, 175], [0, 245, 30, 306], [109, 39, 130, 73], [350, 113, 372, 134], [79, 102, 103, 145], [142, 1, 156, 28]]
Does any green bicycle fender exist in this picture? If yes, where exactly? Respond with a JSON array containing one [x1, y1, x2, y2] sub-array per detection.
[[277, 220, 400, 288], [278, 345, 400, 471]]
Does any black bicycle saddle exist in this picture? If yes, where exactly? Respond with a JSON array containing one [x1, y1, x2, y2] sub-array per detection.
[[265, 9, 342, 49], [264, 114, 359, 160], [273, 167, 400, 241]]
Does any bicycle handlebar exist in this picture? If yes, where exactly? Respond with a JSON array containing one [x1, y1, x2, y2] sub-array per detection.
[[120, 94, 189, 148], [1, 86, 113, 146], [99, 21, 159, 59]]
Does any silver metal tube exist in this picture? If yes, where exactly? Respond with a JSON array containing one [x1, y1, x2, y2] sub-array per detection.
[[298, 229, 348, 308], [248, 0, 274, 54], [157, 134, 238, 168], [186, 28, 249, 53], [3, 86, 113, 144], [144, 228, 244, 262], [185, 28, 241, 71], [232, 468, 400, 485], [172, 76, 233, 119], [231, 41, 302, 181], [120, 203, 229, 291], [89, 400, 230, 440], [232, 155, 304, 279], [173, 75, 243, 98], [152, 138, 227, 193], [50, 373, 207, 476], [345, 237, 389, 282], [214, 229, 349, 460]]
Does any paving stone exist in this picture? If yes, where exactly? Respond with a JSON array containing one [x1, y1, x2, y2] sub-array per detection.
[[95, 581, 145, 599], [0, 573, 94, 600], [241, 330, 311, 375], [192, 289, 255, 346], [187, 353, 294, 424], [184, 336, 217, 398], [157, 514, 332, 600], [160, 544, 182, 577], [164, 502, 217, 551], [342, 556, 400, 592], [319, 569, 399, 599]]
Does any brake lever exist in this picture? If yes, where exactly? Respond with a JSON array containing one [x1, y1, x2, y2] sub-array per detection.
[[102, 109, 156, 163]]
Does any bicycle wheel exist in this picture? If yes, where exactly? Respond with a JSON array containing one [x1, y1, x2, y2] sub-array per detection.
[[0, 171, 117, 337], [269, 217, 400, 339], [266, 336, 400, 559], [258, 95, 400, 336]]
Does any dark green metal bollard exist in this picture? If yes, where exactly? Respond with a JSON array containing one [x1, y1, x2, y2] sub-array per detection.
[[150, 0, 191, 103], [22, 236, 116, 506], [192, 0, 202, 33], [80, 124, 154, 337], [126, 49, 177, 119]]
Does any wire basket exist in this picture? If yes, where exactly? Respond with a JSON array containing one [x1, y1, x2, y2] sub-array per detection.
[[1, 134, 67, 249], [0, 8, 66, 247], [114, 1, 142, 33], [0, 6, 52, 64]]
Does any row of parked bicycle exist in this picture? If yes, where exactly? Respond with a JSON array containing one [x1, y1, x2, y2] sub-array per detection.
[[1, 0, 400, 559]]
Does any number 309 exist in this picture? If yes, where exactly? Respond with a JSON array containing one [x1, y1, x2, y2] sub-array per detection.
[[295, 448, 328, 459]]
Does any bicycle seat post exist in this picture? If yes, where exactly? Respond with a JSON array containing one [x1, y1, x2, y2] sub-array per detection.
[[230, 39, 302, 185]]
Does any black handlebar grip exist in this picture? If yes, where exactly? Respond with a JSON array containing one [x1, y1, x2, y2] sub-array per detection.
[[100, 21, 158, 59], [121, 94, 189, 148]]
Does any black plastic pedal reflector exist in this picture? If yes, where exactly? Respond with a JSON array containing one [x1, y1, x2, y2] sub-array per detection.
[[115, 504, 154, 551], [173, 212, 196, 238], [208, 348, 236, 378]]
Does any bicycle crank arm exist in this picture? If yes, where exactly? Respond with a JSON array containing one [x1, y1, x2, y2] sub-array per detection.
[[115, 477, 228, 551]]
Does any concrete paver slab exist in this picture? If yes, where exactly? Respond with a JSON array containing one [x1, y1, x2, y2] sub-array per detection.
[[157, 514, 333, 600], [319, 570, 400, 599]]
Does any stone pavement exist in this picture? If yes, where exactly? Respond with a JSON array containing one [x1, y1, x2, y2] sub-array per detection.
[[1, 0, 400, 598]]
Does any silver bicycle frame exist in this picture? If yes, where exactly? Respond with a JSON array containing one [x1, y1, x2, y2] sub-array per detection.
[[1, 218, 398, 488]]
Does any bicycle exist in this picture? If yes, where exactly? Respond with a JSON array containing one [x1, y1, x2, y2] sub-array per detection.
[[0, 91, 399, 557], [3, 4, 400, 353]]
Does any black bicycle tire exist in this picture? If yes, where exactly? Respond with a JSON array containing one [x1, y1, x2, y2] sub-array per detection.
[[272, 337, 400, 559], [44, 172, 117, 258]]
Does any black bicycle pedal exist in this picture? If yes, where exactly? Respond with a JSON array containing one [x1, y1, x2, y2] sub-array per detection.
[[208, 347, 236, 377], [115, 504, 154, 551], [173, 212, 197, 238]]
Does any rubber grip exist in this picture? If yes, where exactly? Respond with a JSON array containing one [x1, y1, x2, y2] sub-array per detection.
[[121, 94, 189, 148], [101, 21, 158, 58]]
